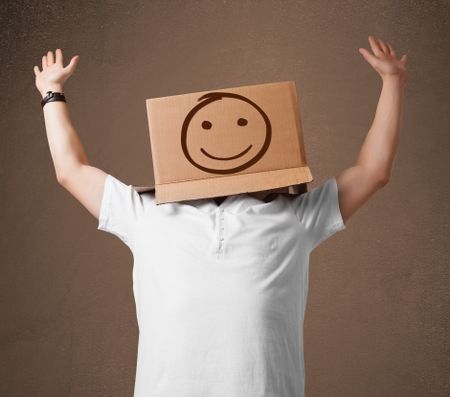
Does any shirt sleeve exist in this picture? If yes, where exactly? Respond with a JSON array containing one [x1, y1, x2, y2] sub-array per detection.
[[97, 174, 145, 249], [290, 177, 346, 251]]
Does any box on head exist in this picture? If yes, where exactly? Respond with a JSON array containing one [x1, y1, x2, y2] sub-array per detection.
[[133, 81, 314, 204]]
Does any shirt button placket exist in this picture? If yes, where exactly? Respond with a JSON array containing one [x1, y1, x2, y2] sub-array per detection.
[[216, 208, 225, 257]]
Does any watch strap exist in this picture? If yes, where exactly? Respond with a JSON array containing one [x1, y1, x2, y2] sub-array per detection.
[[41, 91, 66, 108]]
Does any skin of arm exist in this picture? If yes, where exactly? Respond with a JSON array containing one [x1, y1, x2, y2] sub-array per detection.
[[34, 49, 107, 220], [335, 35, 409, 224]]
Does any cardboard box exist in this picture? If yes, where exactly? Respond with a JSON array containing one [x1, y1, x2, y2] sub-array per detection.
[[134, 81, 313, 204]]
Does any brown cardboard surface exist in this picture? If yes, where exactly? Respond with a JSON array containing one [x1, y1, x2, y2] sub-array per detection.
[[144, 81, 313, 203]]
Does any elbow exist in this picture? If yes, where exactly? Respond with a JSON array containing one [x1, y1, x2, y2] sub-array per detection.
[[376, 172, 390, 188], [56, 170, 70, 186], [363, 167, 391, 189], [56, 173, 66, 186], [363, 166, 390, 188], [56, 163, 84, 186]]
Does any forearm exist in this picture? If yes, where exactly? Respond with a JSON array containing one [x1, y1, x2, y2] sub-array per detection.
[[356, 76, 406, 180], [41, 87, 89, 181]]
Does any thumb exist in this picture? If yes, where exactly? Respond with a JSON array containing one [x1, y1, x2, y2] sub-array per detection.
[[358, 47, 378, 68], [400, 54, 407, 66], [65, 55, 80, 74]]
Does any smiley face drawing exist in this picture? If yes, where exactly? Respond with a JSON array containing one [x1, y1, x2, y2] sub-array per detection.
[[181, 92, 272, 174]]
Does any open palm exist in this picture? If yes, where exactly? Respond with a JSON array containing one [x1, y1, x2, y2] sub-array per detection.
[[34, 49, 79, 95], [359, 36, 408, 83]]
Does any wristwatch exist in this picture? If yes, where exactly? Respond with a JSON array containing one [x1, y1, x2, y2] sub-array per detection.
[[41, 90, 66, 108]]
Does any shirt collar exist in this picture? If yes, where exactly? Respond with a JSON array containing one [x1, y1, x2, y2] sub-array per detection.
[[174, 193, 268, 215]]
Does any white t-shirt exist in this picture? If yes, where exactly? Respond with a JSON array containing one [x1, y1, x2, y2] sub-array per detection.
[[97, 174, 346, 397]]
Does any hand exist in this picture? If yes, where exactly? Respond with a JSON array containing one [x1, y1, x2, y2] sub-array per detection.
[[33, 49, 80, 98], [358, 36, 409, 84]]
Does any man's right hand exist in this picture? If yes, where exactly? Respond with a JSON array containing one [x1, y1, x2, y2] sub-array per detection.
[[33, 49, 79, 98]]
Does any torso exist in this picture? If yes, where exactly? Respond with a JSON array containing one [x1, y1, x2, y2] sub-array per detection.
[[131, 190, 311, 397]]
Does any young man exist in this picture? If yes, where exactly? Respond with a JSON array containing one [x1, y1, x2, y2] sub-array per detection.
[[34, 35, 408, 397]]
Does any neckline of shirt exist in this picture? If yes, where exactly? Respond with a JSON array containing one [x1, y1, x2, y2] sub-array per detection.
[[173, 192, 273, 215]]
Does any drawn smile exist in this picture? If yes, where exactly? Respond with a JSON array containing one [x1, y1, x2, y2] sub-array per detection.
[[200, 144, 253, 161]]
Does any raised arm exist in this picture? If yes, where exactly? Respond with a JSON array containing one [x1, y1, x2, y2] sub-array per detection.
[[336, 35, 409, 224], [34, 49, 107, 220]]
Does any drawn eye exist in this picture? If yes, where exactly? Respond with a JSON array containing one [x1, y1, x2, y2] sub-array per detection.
[[237, 118, 248, 126], [202, 120, 212, 130]]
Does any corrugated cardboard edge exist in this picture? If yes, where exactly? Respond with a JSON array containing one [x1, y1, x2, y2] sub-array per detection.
[[131, 181, 308, 197], [153, 166, 313, 204]]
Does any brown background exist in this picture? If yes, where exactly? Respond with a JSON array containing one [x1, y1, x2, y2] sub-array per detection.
[[1, 1, 449, 396]]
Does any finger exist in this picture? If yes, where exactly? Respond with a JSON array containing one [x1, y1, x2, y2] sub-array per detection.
[[358, 47, 379, 68], [42, 55, 48, 69], [64, 55, 80, 73], [55, 48, 63, 66], [47, 50, 54, 65], [378, 38, 389, 55], [400, 54, 407, 65], [368, 35, 383, 57], [33, 65, 41, 76], [387, 42, 396, 57]]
